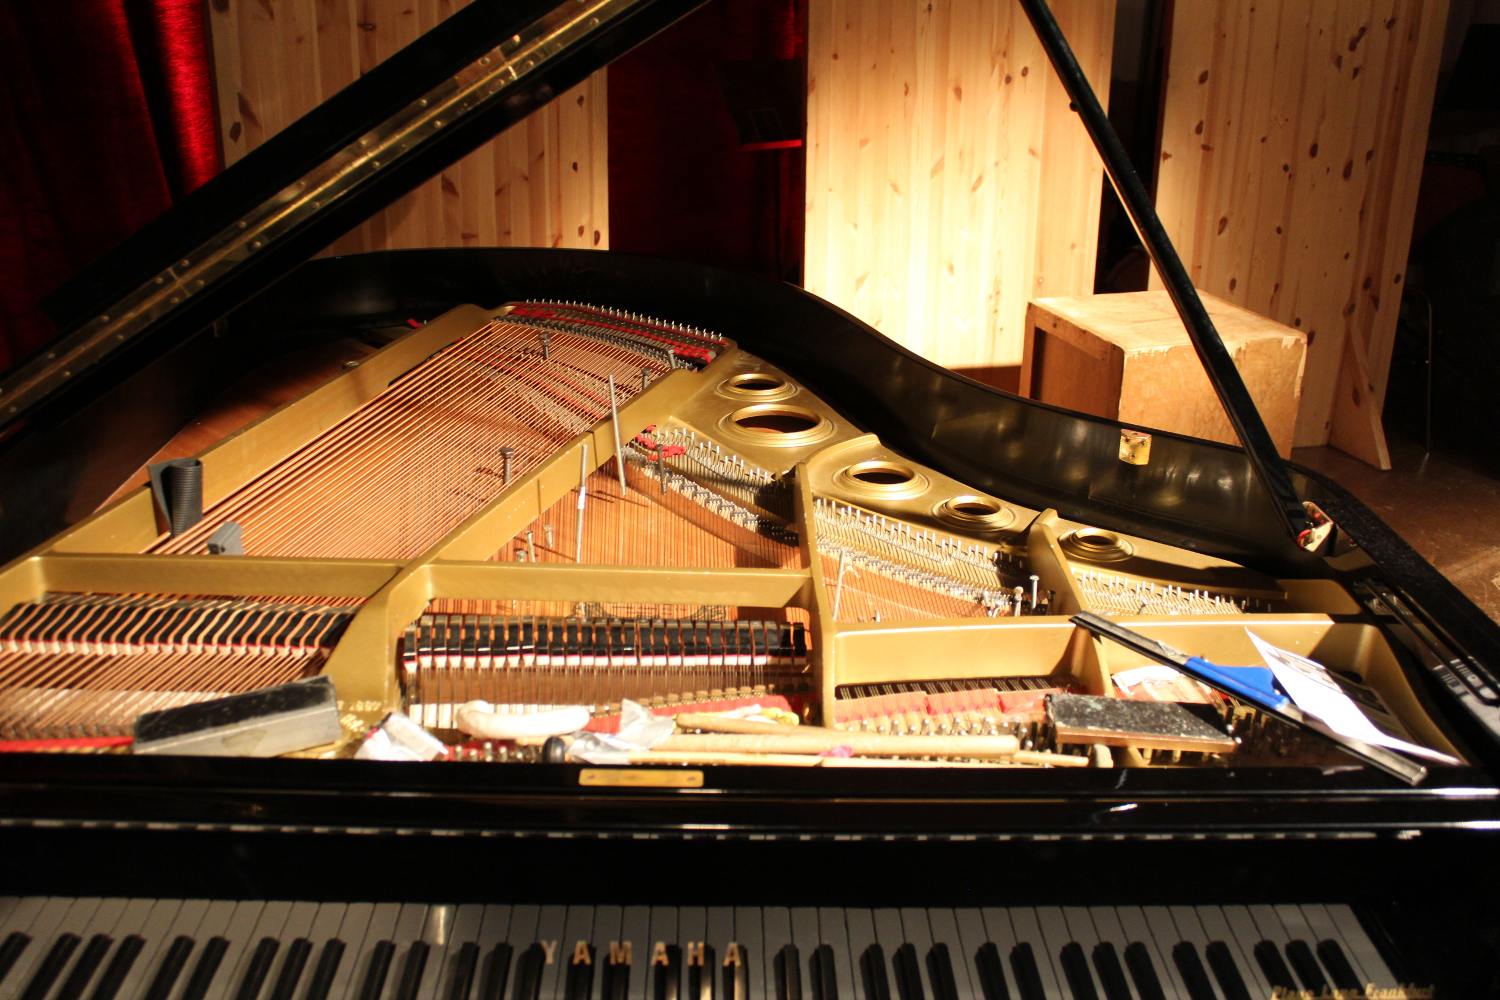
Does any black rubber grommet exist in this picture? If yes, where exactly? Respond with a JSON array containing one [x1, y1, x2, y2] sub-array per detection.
[[541, 736, 567, 764]]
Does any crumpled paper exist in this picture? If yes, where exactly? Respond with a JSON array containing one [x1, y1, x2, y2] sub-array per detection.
[[567, 698, 677, 764], [354, 711, 447, 762]]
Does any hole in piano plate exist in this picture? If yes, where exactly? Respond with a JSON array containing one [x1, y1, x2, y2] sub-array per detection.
[[733, 408, 820, 433], [1059, 527, 1133, 562], [727, 374, 785, 392], [848, 463, 915, 486], [934, 495, 1013, 529]]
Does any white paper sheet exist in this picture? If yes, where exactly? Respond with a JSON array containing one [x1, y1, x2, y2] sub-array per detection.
[[1246, 629, 1460, 765]]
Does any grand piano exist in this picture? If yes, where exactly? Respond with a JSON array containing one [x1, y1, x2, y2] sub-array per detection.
[[2, 0, 1498, 993]]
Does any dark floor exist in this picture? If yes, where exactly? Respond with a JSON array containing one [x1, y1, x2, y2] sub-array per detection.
[[1294, 434, 1500, 624]]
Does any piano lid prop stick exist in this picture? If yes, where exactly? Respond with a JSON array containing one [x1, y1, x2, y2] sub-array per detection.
[[1069, 610, 1428, 785], [608, 375, 627, 495], [575, 443, 588, 563]]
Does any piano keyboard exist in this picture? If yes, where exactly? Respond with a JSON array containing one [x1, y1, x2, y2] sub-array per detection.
[[0, 899, 1400, 1000]]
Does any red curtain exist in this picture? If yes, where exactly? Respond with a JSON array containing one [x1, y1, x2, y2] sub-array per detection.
[[0, 0, 219, 374], [608, 0, 805, 283]]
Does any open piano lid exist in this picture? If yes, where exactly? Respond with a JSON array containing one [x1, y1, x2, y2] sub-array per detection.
[[0, 0, 706, 440]]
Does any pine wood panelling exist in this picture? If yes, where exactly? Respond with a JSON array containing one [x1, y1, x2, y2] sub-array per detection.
[[804, 0, 1115, 369], [1153, 0, 1447, 464], [206, 0, 608, 256]]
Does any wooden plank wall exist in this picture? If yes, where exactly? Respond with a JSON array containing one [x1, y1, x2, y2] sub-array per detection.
[[206, 0, 609, 257], [1153, 0, 1448, 465], [804, 0, 1116, 370]]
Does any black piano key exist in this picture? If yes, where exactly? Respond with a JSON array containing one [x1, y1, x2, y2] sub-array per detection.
[[890, 945, 921, 1000], [0, 932, 31, 989], [55, 933, 113, 1000], [23, 933, 82, 1000], [809, 945, 836, 1000], [859, 946, 892, 1000], [773, 945, 800, 1000], [1005, 945, 1045, 1000], [1057, 943, 1099, 1000], [143, 936, 196, 1000], [972, 944, 1009, 1000], [305, 940, 347, 1000], [395, 942, 431, 1000], [235, 937, 282, 1000], [1252, 941, 1296, 992], [447, 942, 480, 1000], [88, 934, 143, 1000], [923, 944, 958, 1000], [482, 943, 515, 1000], [1314, 939, 1362, 992], [359, 941, 398, 1000], [1283, 941, 1329, 994], [512, 944, 545, 1000], [179, 936, 229, 1000], [1120, 943, 1165, 1000], [651, 945, 680, 1000], [1088, 944, 1132, 1000], [1203, 942, 1252, 1000], [1169, 943, 1217, 1000], [565, 944, 595, 1000], [269, 938, 314, 1000]]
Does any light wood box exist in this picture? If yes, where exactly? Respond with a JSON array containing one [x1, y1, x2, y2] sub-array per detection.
[[1021, 291, 1307, 458]]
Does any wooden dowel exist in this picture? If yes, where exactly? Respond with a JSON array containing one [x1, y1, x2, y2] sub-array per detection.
[[658, 731, 1021, 759]]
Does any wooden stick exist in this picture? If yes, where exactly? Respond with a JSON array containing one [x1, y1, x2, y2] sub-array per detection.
[[624, 751, 1027, 768], [658, 731, 1021, 759]]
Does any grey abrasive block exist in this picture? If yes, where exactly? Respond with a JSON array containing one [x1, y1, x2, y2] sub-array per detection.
[[1047, 692, 1236, 753], [133, 675, 341, 756]]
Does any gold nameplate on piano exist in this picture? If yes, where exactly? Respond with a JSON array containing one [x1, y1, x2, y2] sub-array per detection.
[[579, 768, 704, 788]]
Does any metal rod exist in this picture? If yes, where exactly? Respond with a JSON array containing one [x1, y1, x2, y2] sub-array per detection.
[[574, 443, 588, 563], [499, 446, 515, 486], [832, 550, 848, 620], [608, 375, 627, 494], [524, 528, 536, 562], [658, 440, 667, 495], [1017, 0, 1309, 544]]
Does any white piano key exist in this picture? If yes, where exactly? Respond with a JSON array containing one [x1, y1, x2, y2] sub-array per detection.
[[1031, 908, 1080, 1000], [617, 907, 650, 1000], [1298, 905, 1374, 989], [1269, 907, 1315, 952], [380, 906, 430, 1000], [262, 903, 320, 1000], [1111, 906, 1182, 1000], [198, 900, 269, 1000], [646, 906, 678, 1000], [534, 907, 568, 1000], [1001, 909, 1065, 1000], [0, 898, 47, 955], [592, 906, 622, 1000], [345, 903, 401, 1000], [926, 910, 977, 1000], [1059, 908, 1107, 1000], [1243, 908, 1287, 949], [760, 909, 789, 1000], [788, 909, 818, 1000], [414, 906, 458, 1000], [869, 910, 904, 1000], [1192, 907, 1264, 1000], [1138, 908, 1193, 1000], [28, 898, 104, 1000], [469, 905, 513, 1000], [841, 910, 876, 1000], [951, 910, 1001, 1000], [228, 902, 294, 1000], [54, 899, 131, 1000], [731, 908, 763, 1000], [896, 909, 937, 1000], [432, 906, 483, 1000], [704, 908, 734, 996], [1321, 906, 1396, 990], [1163, 908, 1223, 1000], [297, 904, 351, 1000], [680, 907, 707, 993], [323, 904, 374, 1000], [554, 908, 595, 1000], [112, 899, 185, 1000], [151, 900, 220, 1000], [1, 897, 83, 1000], [0, 902, 21, 935], [815, 910, 853, 1000]]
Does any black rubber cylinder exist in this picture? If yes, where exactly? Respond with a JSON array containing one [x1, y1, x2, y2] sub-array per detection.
[[163, 458, 204, 536], [541, 736, 568, 764]]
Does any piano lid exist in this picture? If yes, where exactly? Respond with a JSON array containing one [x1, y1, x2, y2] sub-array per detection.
[[0, 0, 707, 437]]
